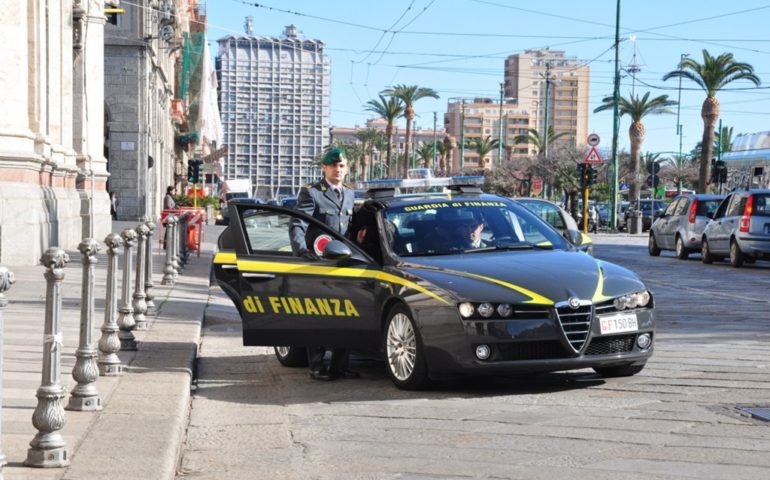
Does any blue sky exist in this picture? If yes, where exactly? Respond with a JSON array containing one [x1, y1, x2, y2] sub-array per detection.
[[207, 0, 770, 157]]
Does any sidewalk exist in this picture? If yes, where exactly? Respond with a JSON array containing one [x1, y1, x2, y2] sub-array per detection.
[[1, 221, 214, 479]]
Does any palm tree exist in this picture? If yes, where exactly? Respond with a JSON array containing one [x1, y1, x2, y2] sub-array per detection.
[[382, 84, 439, 177], [354, 128, 384, 182], [364, 95, 404, 178], [467, 136, 500, 167], [663, 50, 760, 193], [513, 127, 570, 156], [594, 91, 677, 204], [416, 142, 436, 168]]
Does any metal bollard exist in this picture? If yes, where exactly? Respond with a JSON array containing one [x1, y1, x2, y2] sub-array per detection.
[[162, 215, 177, 285], [181, 213, 191, 264], [25, 248, 70, 468], [98, 233, 124, 375], [144, 220, 156, 314], [0, 266, 16, 476], [132, 223, 150, 330], [117, 228, 138, 351], [177, 213, 188, 268], [67, 239, 102, 411], [171, 215, 180, 275]]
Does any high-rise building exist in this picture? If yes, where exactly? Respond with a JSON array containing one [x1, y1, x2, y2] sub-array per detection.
[[504, 49, 590, 149], [216, 25, 330, 199]]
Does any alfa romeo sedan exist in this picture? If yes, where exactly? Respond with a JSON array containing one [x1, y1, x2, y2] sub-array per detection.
[[213, 186, 655, 389]]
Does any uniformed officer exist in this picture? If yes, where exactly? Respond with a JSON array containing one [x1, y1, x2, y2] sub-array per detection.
[[289, 147, 359, 381]]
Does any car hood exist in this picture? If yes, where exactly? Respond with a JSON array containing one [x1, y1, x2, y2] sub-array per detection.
[[399, 250, 645, 306]]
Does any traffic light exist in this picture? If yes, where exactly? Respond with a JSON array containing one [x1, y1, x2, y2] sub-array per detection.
[[577, 163, 586, 186], [187, 160, 201, 183], [579, 164, 593, 188], [588, 166, 597, 185]]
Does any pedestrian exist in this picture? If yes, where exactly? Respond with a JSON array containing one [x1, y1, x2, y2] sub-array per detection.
[[289, 147, 358, 381], [164, 185, 177, 210], [109, 191, 118, 220]]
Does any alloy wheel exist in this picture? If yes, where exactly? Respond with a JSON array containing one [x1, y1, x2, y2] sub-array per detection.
[[386, 313, 417, 381]]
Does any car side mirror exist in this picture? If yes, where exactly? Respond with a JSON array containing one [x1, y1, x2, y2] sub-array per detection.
[[322, 240, 352, 260], [564, 229, 583, 246]]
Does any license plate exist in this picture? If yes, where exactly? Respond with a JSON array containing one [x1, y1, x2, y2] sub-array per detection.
[[599, 312, 638, 335]]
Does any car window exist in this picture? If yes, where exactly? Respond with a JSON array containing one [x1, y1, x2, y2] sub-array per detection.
[[674, 198, 688, 216], [726, 194, 746, 217], [239, 209, 295, 254], [713, 195, 730, 219], [666, 198, 682, 216], [518, 201, 566, 230], [384, 199, 567, 256], [753, 194, 770, 216], [696, 199, 722, 217]]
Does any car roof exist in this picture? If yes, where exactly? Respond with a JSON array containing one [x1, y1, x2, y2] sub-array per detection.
[[382, 192, 512, 208]]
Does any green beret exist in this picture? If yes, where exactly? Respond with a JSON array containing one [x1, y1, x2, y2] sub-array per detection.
[[322, 147, 347, 165]]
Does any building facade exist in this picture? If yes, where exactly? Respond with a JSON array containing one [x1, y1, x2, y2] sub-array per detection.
[[216, 25, 330, 199], [0, 0, 111, 265], [504, 49, 590, 149]]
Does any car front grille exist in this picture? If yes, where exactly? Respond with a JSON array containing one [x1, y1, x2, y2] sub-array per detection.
[[555, 305, 592, 352], [585, 334, 636, 356], [496, 341, 569, 361]]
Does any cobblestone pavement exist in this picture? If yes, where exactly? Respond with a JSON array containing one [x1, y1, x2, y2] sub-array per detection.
[[177, 235, 770, 480]]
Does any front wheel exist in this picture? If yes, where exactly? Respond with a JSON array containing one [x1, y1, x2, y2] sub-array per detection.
[[593, 362, 645, 378], [384, 305, 429, 390], [730, 240, 745, 268], [648, 234, 661, 256], [273, 346, 308, 367], [675, 236, 689, 260]]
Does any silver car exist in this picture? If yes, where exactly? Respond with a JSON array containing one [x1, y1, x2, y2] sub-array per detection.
[[701, 189, 770, 267], [648, 194, 724, 259]]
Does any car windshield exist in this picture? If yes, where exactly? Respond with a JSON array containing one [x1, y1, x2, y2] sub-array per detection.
[[383, 198, 568, 256], [639, 201, 666, 214]]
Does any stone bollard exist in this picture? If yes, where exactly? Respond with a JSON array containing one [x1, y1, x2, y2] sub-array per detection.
[[170, 215, 181, 275], [181, 213, 191, 264], [132, 223, 150, 330], [144, 220, 157, 314], [161, 215, 177, 286], [25, 248, 70, 468], [0, 266, 16, 475], [117, 228, 138, 351], [67, 239, 102, 411], [98, 233, 124, 376]]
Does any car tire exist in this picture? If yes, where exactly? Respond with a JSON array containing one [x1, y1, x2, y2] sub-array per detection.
[[730, 240, 745, 268], [384, 305, 429, 390], [701, 238, 714, 264], [273, 346, 308, 367], [675, 236, 689, 260], [593, 362, 645, 378], [648, 233, 661, 256]]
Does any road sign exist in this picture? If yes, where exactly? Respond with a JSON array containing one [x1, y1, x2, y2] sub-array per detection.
[[531, 176, 543, 195], [587, 133, 600, 147], [584, 146, 603, 164], [646, 174, 660, 188]]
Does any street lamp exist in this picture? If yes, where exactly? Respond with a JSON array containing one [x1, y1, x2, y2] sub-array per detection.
[[675, 53, 690, 195]]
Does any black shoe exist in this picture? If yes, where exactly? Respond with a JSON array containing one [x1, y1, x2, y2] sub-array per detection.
[[310, 370, 336, 381], [333, 370, 360, 379]]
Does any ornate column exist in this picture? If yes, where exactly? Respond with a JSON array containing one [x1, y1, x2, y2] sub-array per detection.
[[144, 220, 157, 314], [67, 239, 102, 411], [117, 228, 137, 350], [98, 233, 124, 375], [132, 223, 149, 329], [25, 248, 70, 467], [0, 266, 16, 475]]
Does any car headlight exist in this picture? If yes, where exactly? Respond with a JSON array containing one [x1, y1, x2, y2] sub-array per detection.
[[497, 304, 512, 317], [458, 302, 475, 318], [477, 303, 494, 318], [613, 290, 651, 310]]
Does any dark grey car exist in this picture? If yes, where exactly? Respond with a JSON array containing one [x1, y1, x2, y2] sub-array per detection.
[[701, 189, 770, 267], [648, 194, 724, 259]]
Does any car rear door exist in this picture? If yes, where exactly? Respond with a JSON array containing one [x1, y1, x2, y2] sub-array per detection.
[[213, 202, 381, 350], [711, 194, 742, 253]]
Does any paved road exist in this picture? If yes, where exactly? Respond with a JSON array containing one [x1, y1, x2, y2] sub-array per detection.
[[176, 236, 770, 480]]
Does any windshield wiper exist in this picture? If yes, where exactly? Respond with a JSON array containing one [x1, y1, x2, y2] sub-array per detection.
[[494, 242, 553, 251]]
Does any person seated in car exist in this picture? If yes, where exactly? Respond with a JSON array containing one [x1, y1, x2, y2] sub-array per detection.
[[429, 209, 486, 251], [350, 201, 384, 263]]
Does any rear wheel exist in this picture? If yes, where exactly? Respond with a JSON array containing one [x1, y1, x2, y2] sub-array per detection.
[[730, 240, 745, 268], [384, 305, 429, 390], [273, 346, 308, 367], [648, 234, 661, 256], [701, 238, 714, 264], [594, 362, 645, 378], [675, 235, 689, 260]]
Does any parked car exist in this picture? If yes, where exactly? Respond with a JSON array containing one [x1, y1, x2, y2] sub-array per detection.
[[701, 189, 770, 267], [281, 196, 298, 209], [648, 194, 724, 259], [515, 198, 594, 255], [616, 201, 630, 230], [624, 199, 667, 231]]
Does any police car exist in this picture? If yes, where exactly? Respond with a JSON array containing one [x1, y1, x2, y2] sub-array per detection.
[[213, 180, 655, 390]]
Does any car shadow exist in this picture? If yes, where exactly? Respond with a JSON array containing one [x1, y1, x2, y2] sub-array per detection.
[[191, 352, 609, 406]]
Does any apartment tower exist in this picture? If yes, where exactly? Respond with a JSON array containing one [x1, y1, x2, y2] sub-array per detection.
[[216, 24, 330, 198]]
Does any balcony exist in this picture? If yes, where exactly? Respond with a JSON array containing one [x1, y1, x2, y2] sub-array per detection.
[[170, 99, 186, 125]]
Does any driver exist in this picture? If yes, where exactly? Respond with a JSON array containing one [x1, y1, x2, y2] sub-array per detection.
[[431, 209, 486, 250]]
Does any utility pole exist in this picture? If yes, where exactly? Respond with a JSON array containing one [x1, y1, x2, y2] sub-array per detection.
[[609, 0, 622, 230], [460, 102, 466, 170], [542, 62, 552, 163], [498, 82, 504, 166], [626, 35, 641, 96], [676, 53, 688, 195], [432, 112, 437, 171]]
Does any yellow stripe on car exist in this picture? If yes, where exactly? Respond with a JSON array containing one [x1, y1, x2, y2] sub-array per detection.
[[591, 266, 612, 303], [460, 272, 554, 305]]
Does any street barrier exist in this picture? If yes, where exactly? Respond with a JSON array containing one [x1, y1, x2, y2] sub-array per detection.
[[98, 233, 124, 376], [132, 223, 150, 330], [117, 228, 138, 351], [25, 248, 70, 468], [67, 239, 102, 412], [144, 220, 157, 314], [162, 215, 178, 285], [0, 265, 15, 478], [160, 207, 205, 257]]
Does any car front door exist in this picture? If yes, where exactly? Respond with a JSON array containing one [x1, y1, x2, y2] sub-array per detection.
[[213, 202, 381, 350], [656, 198, 680, 249]]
